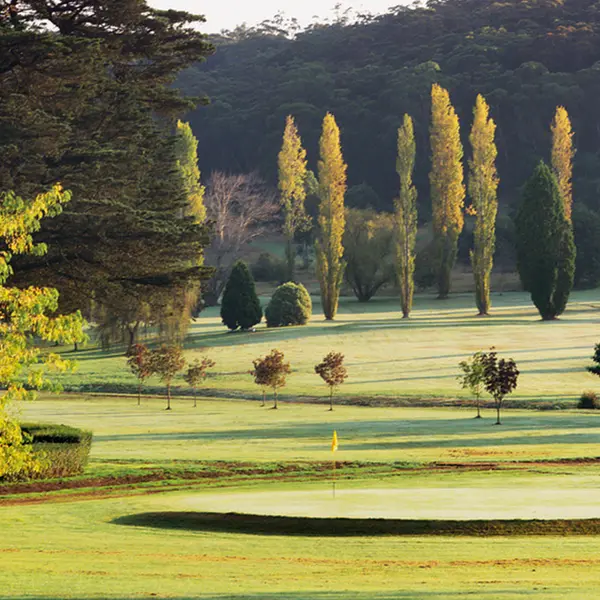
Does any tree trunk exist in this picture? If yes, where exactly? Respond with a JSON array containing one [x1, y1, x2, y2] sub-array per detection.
[[495, 400, 501, 425], [475, 393, 481, 418], [73, 341, 79, 352], [285, 238, 295, 282], [166, 382, 172, 410], [193, 388, 197, 408], [329, 387, 334, 411], [261, 389, 266, 407], [137, 382, 141, 406], [273, 389, 278, 409]]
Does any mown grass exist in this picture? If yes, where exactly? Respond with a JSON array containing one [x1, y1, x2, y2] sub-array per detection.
[[52, 291, 600, 405]]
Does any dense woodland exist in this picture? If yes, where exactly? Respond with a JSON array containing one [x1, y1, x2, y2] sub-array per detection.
[[181, 0, 600, 219]]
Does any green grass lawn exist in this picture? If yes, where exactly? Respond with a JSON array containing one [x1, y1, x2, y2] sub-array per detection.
[[6, 291, 600, 599], [54, 290, 600, 404]]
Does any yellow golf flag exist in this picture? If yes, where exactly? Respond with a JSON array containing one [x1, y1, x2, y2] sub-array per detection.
[[331, 430, 338, 452]]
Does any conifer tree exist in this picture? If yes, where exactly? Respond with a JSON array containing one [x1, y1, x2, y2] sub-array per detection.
[[220, 261, 262, 330], [516, 161, 576, 320], [395, 114, 418, 318], [429, 84, 465, 299], [175, 120, 206, 224], [316, 113, 347, 320], [278, 115, 309, 281], [551, 106, 575, 222], [468, 94, 499, 316]]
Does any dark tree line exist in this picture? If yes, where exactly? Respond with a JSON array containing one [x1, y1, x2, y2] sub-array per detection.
[[180, 0, 600, 218]]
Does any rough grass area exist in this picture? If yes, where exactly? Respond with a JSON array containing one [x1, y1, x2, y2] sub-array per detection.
[[50, 291, 600, 406], [114, 511, 600, 537]]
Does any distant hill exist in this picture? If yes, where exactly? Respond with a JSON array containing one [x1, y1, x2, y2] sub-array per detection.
[[179, 0, 600, 215]]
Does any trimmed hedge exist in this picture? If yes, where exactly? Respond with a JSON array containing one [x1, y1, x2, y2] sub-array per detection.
[[20, 423, 93, 478], [265, 282, 312, 327]]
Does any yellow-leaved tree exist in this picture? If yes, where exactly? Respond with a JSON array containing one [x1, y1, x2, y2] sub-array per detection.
[[0, 185, 86, 480], [175, 120, 206, 224], [468, 94, 499, 316], [278, 115, 309, 282], [316, 113, 347, 320], [551, 106, 575, 221], [395, 114, 418, 318], [430, 84, 465, 299]]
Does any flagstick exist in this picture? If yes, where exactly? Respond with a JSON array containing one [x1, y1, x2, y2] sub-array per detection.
[[332, 457, 336, 499]]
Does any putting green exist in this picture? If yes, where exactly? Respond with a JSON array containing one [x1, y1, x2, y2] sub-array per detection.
[[166, 480, 600, 520]]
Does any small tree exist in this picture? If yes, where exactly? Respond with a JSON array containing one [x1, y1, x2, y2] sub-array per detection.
[[251, 356, 270, 406], [220, 261, 262, 331], [315, 352, 348, 411], [265, 282, 312, 327], [126, 343, 154, 406], [457, 352, 486, 418], [480, 349, 519, 425], [150, 345, 186, 410], [587, 343, 600, 380], [259, 349, 291, 409], [184, 357, 216, 408]]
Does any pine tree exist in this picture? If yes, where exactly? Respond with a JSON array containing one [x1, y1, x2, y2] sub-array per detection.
[[278, 115, 309, 282], [429, 84, 465, 299], [220, 261, 263, 330], [395, 114, 418, 318], [516, 162, 576, 320], [468, 94, 499, 316], [315, 113, 347, 320], [175, 120, 206, 224], [551, 106, 575, 222]]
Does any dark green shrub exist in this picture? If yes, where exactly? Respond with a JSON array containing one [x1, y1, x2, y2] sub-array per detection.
[[414, 242, 437, 291], [220, 261, 263, 331], [578, 391, 599, 410], [265, 282, 312, 327], [20, 423, 93, 478], [251, 253, 287, 283]]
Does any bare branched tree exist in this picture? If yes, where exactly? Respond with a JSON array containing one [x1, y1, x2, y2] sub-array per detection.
[[203, 172, 279, 305]]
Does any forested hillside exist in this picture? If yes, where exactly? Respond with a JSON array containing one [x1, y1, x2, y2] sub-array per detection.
[[180, 0, 600, 216]]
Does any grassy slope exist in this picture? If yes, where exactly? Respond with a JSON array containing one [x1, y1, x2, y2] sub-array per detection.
[[54, 291, 600, 404]]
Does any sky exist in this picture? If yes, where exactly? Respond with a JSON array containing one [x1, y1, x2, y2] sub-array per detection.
[[148, 0, 405, 33]]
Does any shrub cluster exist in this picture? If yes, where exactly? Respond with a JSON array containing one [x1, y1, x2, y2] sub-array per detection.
[[20, 423, 93, 478], [578, 391, 599, 410], [265, 282, 312, 327], [251, 253, 287, 283]]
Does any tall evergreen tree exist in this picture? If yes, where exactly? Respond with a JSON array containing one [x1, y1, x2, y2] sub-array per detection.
[[551, 106, 575, 222], [220, 261, 262, 331], [516, 162, 576, 320], [315, 113, 347, 320], [175, 120, 206, 224], [468, 94, 499, 316], [278, 115, 308, 282], [429, 84, 465, 299], [395, 114, 418, 318]]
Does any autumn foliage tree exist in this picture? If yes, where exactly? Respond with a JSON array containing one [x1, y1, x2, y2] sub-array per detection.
[[0, 185, 85, 480], [278, 115, 309, 281], [316, 113, 347, 320], [315, 352, 348, 411], [150, 345, 186, 411], [395, 114, 418, 318], [551, 106, 575, 222], [184, 357, 216, 407], [253, 350, 291, 409], [430, 84, 465, 299], [127, 344, 154, 406], [468, 94, 499, 316], [480, 349, 519, 425]]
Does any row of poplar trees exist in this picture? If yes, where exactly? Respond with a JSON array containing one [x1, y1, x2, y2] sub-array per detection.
[[278, 85, 575, 320]]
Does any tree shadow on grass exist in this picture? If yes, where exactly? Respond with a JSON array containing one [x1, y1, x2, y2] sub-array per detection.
[[112, 511, 600, 537]]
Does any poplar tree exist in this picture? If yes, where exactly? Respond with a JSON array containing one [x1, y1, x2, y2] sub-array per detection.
[[468, 94, 499, 316], [175, 120, 206, 224], [316, 113, 347, 320], [429, 84, 465, 299], [278, 115, 309, 281], [395, 114, 418, 318], [551, 106, 575, 222]]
